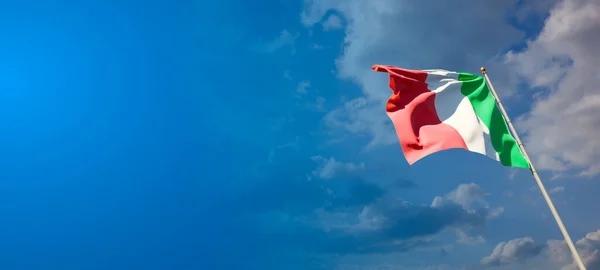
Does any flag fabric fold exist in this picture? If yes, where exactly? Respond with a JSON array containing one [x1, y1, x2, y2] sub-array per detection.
[[373, 64, 529, 168]]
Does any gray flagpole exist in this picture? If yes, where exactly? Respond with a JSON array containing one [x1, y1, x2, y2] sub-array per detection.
[[480, 67, 586, 270]]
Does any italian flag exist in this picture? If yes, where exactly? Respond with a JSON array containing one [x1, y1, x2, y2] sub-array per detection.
[[372, 65, 529, 168]]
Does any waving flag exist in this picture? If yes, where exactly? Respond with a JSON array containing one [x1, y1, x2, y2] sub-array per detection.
[[372, 64, 587, 269], [373, 65, 529, 168]]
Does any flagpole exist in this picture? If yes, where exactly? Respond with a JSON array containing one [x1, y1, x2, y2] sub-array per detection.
[[480, 67, 586, 270]]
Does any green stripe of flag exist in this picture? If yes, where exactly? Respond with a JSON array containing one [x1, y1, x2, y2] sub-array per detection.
[[457, 73, 530, 169]]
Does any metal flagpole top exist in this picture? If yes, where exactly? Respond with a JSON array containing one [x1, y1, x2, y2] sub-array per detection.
[[480, 67, 487, 74]]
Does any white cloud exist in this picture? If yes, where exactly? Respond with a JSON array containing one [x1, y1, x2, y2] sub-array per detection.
[[308, 183, 498, 257], [529, 185, 564, 195], [337, 264, 458, 270], [255, 29, 298, 54], [440, 183, 488, 209], [322, 14, 343, 31], [267, 137, 300, 163], [549, 186, 565, 194], [323, 97, 397, 149], [304, 96, 327, 112], [506, 0, 600, 176], [301, 0, 527, 149], [456, 230, 486, 245], [549, 229, 600, 270], [296, 80, 310, 96], [547, 239, 573, 263], [283, 70, 292, 80], [311, 155, 365, 179], [479, 228, 600, 269], [352, 183, 495, 242], [314, 96, 326, 111], [431, 183, 502, 245], [480, 237, 545, 267]]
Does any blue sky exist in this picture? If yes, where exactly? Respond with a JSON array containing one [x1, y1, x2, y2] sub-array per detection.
[[1, 0, 600, 270]]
